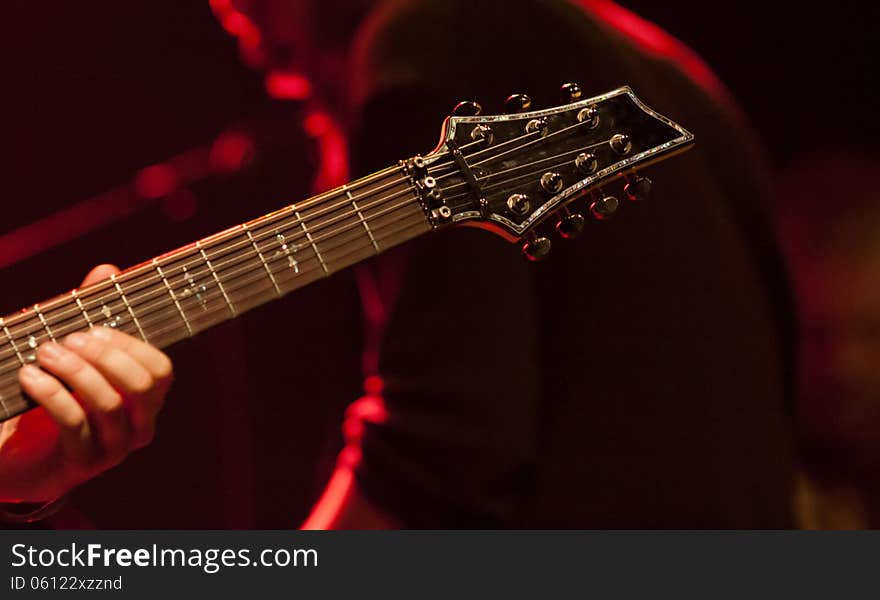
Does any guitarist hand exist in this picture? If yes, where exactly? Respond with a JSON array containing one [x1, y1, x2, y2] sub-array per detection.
[[0, 265, 174, 504]]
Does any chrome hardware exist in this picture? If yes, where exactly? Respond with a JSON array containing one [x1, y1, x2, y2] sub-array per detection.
[[624, 175, 652, 201], [575, 152, 598, 174], [590, 195, 619, 220], [431, 206, 452, 222], [556, 210, 585, 239], [507, 193, 531, 216], [610, 133, 632, 155], [525, 118, 548, 136], [445, 138, 489, 218], [577, 106, 600, 128], [560, 82, 583, 103], [540, 172, 564, 194], [470, 124, 493, 145], [452, 101, 482, 116], [504, 93, 532, 113], [522, 235, 551, 262]]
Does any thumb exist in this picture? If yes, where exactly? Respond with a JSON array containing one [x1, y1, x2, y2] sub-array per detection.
[[80, 264, 121, 287]]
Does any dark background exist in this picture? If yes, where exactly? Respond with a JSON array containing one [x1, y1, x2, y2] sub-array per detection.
[[0, 1, 876, 527]]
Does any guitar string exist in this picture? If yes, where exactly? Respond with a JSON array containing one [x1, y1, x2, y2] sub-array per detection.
[[442, 145, 624, 206], [0, 121, 609, 373], [0, 202, 429, 377], [0, 118, 588, 334], [0, 138, 475, 332], [145, 124, 577, 274], [0, 217, 431, 404], [0, 177, 419, 334], [137, 215, 428, 342], [0, 125, 575, 335], [0, 197, 426, 371], [439, 138, 614, 199], [4, 209, 425, 386], [0, 216, 424, 404]]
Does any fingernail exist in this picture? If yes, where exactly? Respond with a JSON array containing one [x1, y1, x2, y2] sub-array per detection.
[[89, 327, 112, 341], [65, 332, 88, 349], [38, 342, 63, 361], [19, 364, 41, 380]]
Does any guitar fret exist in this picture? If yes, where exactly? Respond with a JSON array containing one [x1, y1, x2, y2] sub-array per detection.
[[244, 224, 282, 296], [197, 241, 237, 317], [295, 210, 329, 274], [0, 374, 9, 419], [72, 289, 94, 328], [347, 186, 381, 253], [153, 259, 194, 337], [112, 274, 147, 341], [33, 304, 56, 341], [1, 317, 27, 366]]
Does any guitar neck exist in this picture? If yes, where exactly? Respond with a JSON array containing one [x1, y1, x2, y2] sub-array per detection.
[[0, 163, 431, 422]]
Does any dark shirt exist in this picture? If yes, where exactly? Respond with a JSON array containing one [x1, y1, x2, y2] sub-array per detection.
[[346, 0, 796, 527]]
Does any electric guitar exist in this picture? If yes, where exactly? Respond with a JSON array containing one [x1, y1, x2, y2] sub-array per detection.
[[0, 84, 693, 422]]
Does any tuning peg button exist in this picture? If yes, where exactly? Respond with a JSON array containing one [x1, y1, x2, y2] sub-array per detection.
[[575, 152, 598, 174], [507, 193, 531, 216], [560, 82, 583, 103], [610, 133, 632, 155], [525, 118, 548, 136], [522, 235, 551, 262], [452, 101, 482, 116], [577, 106, 600, 129], [540, 172, 564, 194], [505, 93, 532, 113], [556, 212, 585, 239], [590, 195, 619, 220], [624, 175, 652, 201]]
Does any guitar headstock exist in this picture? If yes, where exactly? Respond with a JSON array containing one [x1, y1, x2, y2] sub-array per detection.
[[405, 85, 694, 260]]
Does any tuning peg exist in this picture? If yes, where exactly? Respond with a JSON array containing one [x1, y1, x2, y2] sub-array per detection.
[[624, 175, 652, 202], [540, 171, 564, 194], [452, 101, 482, 116], [560, 82, 583, 103], [610, 133, 632, 155], [521, 235, 551, 262], [505, 93, 532, 113], [590, 195, 619, 221], [556, 210, 585, 239]]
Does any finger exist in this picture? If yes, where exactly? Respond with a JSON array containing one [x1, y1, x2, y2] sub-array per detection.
[[63, 331, 160, 447], [35, 342, 130, 457], [80, 264, 120, 287], [64, 331, 155, 397], [17, 364, 94, 463], [87, 326, 174, 383]]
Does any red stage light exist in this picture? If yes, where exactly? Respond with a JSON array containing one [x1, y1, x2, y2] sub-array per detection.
[[265, 72, 313, 101], [134, 164, 178, 199], [209, 131, 255, 174]]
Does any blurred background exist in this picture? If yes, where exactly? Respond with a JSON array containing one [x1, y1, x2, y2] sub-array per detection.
[[0, 1, 877, 527]]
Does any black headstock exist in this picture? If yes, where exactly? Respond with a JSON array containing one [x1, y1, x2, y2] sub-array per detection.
[[405, 85, 694, 260]]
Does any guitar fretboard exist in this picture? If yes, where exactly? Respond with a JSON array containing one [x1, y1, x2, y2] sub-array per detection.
[[0, 164, 431, 421]]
